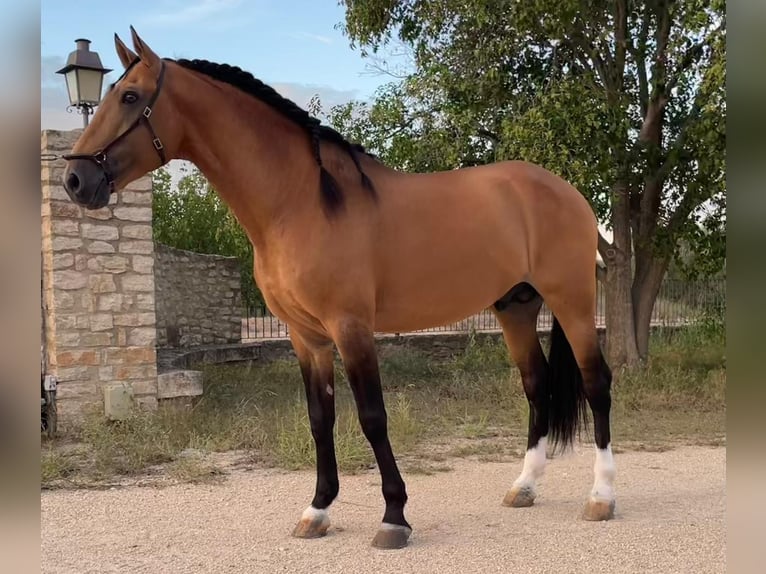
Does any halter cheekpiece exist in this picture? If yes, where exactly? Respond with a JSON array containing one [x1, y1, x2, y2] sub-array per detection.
[[62, 58, 168, 192]]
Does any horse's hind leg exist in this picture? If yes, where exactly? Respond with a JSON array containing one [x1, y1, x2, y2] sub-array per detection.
[[544, 286, 616, 521], [492, 283, 550, 508]]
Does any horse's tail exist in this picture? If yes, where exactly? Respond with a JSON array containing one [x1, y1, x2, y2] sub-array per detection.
[[547, 316, 589, 453]]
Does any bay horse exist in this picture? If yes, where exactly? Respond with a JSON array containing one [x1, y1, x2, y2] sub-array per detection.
[[61, 28, 616, 549]]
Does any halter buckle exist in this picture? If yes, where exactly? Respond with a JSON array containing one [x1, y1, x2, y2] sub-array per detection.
[[143, 106, 153, 118], [153, 138, 164, 151]]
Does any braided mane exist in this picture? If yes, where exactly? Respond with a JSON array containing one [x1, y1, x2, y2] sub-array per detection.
[[168, 58, 375, 213]]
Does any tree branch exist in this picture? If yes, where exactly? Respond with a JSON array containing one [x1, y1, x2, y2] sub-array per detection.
[[572, 26, 612, 93], [655, 96, 704, 183], [627, 4, 651, 116], [650, 0, 672, 99], [664, 20, 724, 95], [613, 0, 628, 90], [664, 180, 701, 238]]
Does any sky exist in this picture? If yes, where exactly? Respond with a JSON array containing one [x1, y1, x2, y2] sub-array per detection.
[[41, 0, 392, 131]]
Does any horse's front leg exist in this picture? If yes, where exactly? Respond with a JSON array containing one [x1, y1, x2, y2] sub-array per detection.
[[290, 330, 339, 539], [329, 318, 411, 549]]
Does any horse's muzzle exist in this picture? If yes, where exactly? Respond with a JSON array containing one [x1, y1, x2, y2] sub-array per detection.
[[62, 160, 111, 210]]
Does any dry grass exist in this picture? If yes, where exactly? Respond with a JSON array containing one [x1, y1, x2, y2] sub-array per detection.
[[41, 323, 725, 489]]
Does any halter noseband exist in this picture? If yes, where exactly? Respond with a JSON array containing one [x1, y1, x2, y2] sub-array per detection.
[[63, 58, 168, 192]]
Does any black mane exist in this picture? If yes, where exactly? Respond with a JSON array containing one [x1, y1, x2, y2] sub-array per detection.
[[168, 57, 375, 213]]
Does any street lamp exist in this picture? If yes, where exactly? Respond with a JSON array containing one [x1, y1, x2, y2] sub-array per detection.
[[56, 38, 112, 127]]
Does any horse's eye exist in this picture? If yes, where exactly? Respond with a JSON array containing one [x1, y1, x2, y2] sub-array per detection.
[[122, 91, 139, 104]]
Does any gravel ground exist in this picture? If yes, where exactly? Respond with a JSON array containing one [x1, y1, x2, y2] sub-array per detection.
[[41, 445, 725, 574]]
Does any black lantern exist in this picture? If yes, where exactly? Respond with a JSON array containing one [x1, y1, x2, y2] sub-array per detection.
[[56, 39, 112, 127]]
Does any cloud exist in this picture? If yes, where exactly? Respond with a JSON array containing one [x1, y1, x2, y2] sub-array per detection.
[[270, 82, 360, 121], [292, 32, 334, 45], [141, 0, 242, 27]]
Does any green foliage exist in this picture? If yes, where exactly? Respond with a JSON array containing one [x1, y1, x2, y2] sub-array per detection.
[[336, 0, 726, 275], [152, 165, 263, 307]]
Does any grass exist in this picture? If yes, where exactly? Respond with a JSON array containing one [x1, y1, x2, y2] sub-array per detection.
[[41, 322, 725, 488]]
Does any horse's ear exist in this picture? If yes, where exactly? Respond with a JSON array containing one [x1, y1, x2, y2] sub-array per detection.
[[114, 33, 138, 69], [129, 26, 161, 72]]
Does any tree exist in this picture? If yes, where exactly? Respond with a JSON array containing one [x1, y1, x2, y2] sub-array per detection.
[[152, 166, 263, 307], [335, 0, 726, 367]]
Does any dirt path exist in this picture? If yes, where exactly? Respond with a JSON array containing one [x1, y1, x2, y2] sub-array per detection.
[[41, 445, 725, 574]]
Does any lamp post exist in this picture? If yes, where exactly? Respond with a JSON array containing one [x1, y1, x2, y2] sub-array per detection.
[[56, 39, 112, 127]]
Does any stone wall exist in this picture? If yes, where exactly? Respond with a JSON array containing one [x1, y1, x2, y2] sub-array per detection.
[[153, 243, 242, 348], [41, 129, 158, 421]]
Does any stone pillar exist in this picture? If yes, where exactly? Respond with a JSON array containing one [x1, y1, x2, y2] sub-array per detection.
[[41, 129, 159, 422]]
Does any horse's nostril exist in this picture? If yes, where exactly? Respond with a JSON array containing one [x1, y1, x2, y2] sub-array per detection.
[[66, 172, 81, 193]]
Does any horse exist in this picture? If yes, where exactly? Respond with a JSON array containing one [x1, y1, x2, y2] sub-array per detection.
[[60, 27, 616, 549]]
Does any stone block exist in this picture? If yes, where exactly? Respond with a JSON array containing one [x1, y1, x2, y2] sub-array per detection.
[[56, 350, 100, 367], [85, 207, 112, 220], [53, 270, 87, 290], [122, 274, 154, 292], [87, 241, 116, 254], [157, 370, 204, 399], [136, 294, 155, 311], [98, 294, 127, 312], [81, 223, 119, 241], [55, 332, 82, 347], [87, 255, 130, 273], [105, 347, 156, 365], [118, 241, 154, 254], [115, 365, 157, 380], [52, 219, 79, 236], [113, 207, 152, 222], [50, 202, 82, 218], [113, 312, 155, 327], [131, 379, 158, 396], [131, 255, 154, 273], [121, 191, 152, 205], [52, 237, 83, 252], [80, 332, 114, 347], [122, 225, 153, 239], [89, 274, 117, 293], [128, 327, 156, 346], [55, 365, 94, 382], [75, 255, 88, 271], [56, 381, 100, 401], [90, 314, 114, 331], [104, 383, 134, 421], [51, 253, 74, 270]]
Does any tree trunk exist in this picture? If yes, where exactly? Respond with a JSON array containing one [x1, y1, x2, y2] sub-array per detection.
[[632, 258, 669, 360], [603, 251, 640, 368], [602, 180, 640, 369]]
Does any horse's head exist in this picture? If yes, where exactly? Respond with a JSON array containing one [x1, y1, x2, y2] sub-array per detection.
[[63, 27, 177, 209]]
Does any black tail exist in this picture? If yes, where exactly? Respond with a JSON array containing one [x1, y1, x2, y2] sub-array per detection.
[[548, 317, 589, 453]]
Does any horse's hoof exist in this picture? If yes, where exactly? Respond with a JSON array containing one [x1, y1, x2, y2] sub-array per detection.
[[502, 486, 536, 508], [371, 523, 412, 549], [582, 498, 615, 521], [291, 507, 330, 539]]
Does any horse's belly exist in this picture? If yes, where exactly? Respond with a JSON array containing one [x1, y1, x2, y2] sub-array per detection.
[[373, 249, 524, 333]]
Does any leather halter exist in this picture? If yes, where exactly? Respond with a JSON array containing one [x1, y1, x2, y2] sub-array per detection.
[[62, 58, 168, 192]]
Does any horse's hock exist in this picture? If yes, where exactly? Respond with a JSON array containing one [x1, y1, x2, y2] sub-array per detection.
[[41, 129, 242, 427]]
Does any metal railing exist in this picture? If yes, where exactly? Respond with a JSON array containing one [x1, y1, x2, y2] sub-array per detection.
[[241, 279, 724, 342]]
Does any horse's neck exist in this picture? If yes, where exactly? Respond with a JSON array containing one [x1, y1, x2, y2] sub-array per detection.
[[173, 78, 316, 249]]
